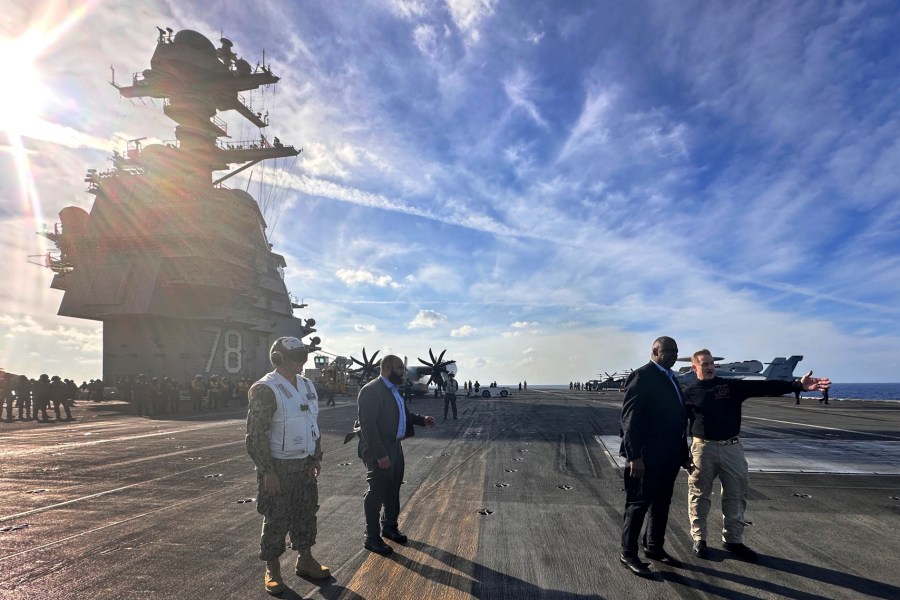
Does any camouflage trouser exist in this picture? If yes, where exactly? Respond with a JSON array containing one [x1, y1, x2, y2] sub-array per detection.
[[257, 457, 319, 560]]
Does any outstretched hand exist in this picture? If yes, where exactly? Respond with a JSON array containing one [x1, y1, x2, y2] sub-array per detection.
[[423, 416, 436, 427], [800, 370, 831, 392]]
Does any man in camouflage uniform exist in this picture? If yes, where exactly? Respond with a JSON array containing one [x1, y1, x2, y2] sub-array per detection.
[[324, 379, 336, 406], [32, 374, 51, 421], [50, 375, 72, 421], [15, 375, 31, 420], [190, 374, 206, 412], [238, 378, 250, 407], [1, 371, 12, 421], [246, 337, 330, 594]]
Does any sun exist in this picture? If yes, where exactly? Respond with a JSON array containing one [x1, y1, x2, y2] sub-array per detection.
[[0, 1, 96, 135], [0, 33, 49, 133]]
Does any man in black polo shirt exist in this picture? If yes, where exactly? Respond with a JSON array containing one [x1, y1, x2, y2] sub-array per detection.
[[683, 349, 830, 561]]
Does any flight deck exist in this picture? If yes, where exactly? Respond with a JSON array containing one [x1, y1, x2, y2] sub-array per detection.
[[1, 389, 898, 599]]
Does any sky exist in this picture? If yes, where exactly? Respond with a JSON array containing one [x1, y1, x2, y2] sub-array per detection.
[[1, 0, 899, 384]]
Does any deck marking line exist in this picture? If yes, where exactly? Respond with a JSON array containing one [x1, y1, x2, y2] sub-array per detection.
[[744, 416, 900, 440], [0, 453, 244, 523]]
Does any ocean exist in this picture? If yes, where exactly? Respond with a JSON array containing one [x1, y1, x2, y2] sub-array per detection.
[[519, 383, 900, 402]]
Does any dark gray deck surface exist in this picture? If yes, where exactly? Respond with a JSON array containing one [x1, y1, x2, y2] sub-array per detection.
[[1, 390, 899, 599]]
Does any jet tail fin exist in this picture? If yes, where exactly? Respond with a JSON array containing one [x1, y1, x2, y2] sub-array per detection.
[[761, 355, 803, 380]]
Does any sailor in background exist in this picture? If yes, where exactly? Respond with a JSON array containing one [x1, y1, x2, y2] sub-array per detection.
[[32, 374, 52, 422], [190, 374, 206, 412], [49, 375, 72, 421], [683, 349, 831, 561], [246, 337, 330, 595], [443, 371, 459, 419], [15, 375, 32, 420]]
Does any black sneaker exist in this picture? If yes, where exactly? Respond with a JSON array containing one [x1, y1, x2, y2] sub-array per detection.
[[723, 542, 758, 562]]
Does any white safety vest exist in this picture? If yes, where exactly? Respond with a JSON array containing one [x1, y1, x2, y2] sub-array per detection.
[[258, 371, 320, 459]]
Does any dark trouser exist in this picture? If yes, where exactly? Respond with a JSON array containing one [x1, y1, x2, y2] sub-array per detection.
[[443, 394, 457, 418], [621, 458, 681, 556], [191, 391, 202, 412], [53, 399, 72, 420], [34, 398, 50, 420], [16, 395, 30, 419], [363, 443, 405, 538]]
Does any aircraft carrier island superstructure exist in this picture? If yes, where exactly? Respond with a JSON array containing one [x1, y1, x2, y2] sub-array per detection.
[[41, 29, 316, 383]]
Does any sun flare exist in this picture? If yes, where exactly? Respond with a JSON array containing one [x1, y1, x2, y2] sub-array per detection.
[[0, 33, 52, 133]]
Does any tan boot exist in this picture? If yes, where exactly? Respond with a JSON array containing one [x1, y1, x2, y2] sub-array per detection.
[[264, 559, 285, 595], [295, 547, 331, 579]]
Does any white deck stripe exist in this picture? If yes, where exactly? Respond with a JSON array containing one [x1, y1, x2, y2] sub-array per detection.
[[595, 435, 900, 475]]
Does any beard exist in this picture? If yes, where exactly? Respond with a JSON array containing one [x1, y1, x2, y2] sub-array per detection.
[[387, 372, 404, 386]]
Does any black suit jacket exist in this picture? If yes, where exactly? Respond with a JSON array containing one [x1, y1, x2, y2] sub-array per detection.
[[620, 361, 688, 467], [357, 376, 426, 463]]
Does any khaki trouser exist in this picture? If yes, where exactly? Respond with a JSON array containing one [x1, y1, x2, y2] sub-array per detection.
[[688, 438, 749, 544]]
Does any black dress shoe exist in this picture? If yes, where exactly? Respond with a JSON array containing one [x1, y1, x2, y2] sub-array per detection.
[[723, 542, 758, 562], [619, 555, 652, 577], [692, 540, 709, 559], [364, 537, 393, 555], [643, 548, 682, 567], [382, 529, 408, 544]]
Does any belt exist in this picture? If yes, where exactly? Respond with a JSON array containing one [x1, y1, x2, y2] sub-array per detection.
[[695, 437, 740, 445]]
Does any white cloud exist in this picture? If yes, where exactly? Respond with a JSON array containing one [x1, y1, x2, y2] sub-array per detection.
[[503, 67, 548, 128], [522, 347, 537, 354], [354, 324, 377, 333], [335, 268, 400, 288], [446, 0, 498, 43], [413, 24, 438, 58], [407, 309, 448, 329], [386, 0, 428, 19], [471, 356, 490, 368], [451, 325, 476, 337], [511, 321, 538, 328], [524, 22, 545, 45], [2, 314, 101, 353], [408, 264, 462, 292], [558, 86, 616, 162]]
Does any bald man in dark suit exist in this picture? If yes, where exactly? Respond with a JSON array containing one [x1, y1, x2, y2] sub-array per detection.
[[619, 336, 689, 577], [358, 355, 435, 554]]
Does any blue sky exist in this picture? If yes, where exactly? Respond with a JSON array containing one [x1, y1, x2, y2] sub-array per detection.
[[1, 0, 899, 384]]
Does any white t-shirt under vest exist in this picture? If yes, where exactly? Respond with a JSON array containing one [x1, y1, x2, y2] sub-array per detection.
[[258, 371, 320, 459]]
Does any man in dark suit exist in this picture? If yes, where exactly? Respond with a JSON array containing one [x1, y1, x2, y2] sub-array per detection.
[[358, 354, 435, 554], [619, 336, 689, 577]]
